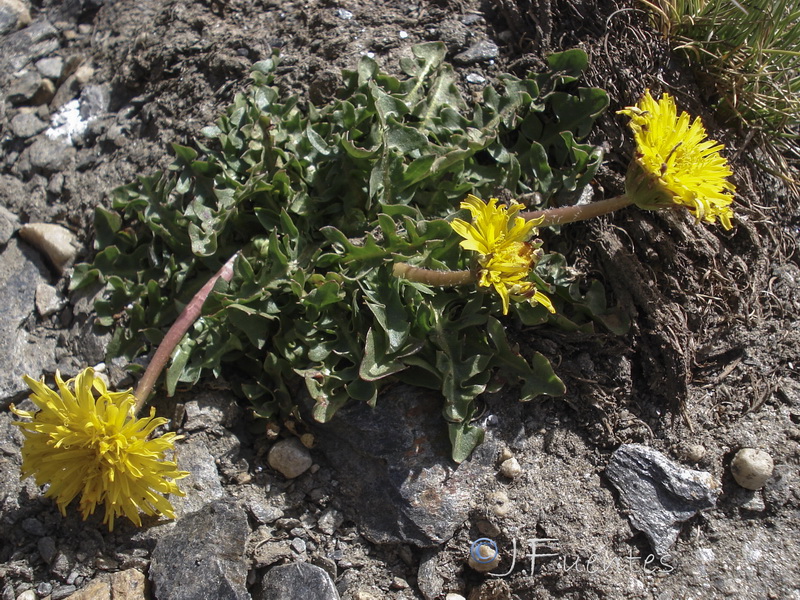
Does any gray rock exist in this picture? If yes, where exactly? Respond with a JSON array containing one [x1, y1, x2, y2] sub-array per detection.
[[258, 562, 340, 600], [6, 71, 43, 105], [10, 112, 48, 139], [37, 536, 57, 564], [20, 516, 45, 536], [0, 237, 57, 400], [0, 0, 32, 35], [316, 508, 343, 535], [170, 436, 225, 518], [150, 500, 250, 600], [18, 222, 77, 273], [183, 391, 241, 431], [25, 138, 76, 173], [417, 551, 445, 600], [50, 585, 76, 600], [49, 550, 72, 580], [453, 40, 499, 64], [0, 204, 20, 246], [79, 84, 110, 119], [304, 384, 495, 547], [35, 56, 64, 81], [35, 281, 63, 317], [267, 438, 313, 479], [605, 443, 720, 558], [246, 501, 284, 526], [0, 20, 59, 77]]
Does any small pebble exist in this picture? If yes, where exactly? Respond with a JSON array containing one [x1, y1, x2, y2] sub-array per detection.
[[36, 56, 64, 80], [445, 595, 467, 600], [740, 492, 766, 512], [290, 537, 307, 554], [731, 448, 774, 490], [476, 518, 501, 537], [36, 282, 64, 317], [21, 517, 46, 536], [453, 40, 499, 65], [37, 537, 57, 564], [51, 585, 77, 600], [268, 438, 313, 479], [390, 577, 409, 589], [10, 112, 48, 139], [468, 539, 500, 572], [19, 223, 78, 273], [682, 444, 706, 463], [336, 8, 353, 19], [398, 30, 408, 39], [499, 457, 522, 478], [465, 73, 486, 85], [488, 490, 512, 517], [317, 508, 343, 535], [16, 591, 36, 600]]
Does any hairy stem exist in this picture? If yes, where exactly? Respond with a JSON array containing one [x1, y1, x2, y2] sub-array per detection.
[[392, 262, 476, 286], [522, 194, 634, 226], [133, 252, 240, 413]]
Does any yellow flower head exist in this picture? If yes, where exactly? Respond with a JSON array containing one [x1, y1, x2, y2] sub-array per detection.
[[451, 195, 555, 315], [618, 90, 736, 230], [11, 368, 188, 531]]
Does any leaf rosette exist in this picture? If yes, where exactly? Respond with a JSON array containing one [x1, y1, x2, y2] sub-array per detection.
[[73, 43, 620, 460]]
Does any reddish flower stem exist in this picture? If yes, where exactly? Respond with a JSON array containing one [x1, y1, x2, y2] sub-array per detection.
[[394, 195, 634, 286], [392, 262, 476, 286], [521, 194, 634, 226], [133, 252, 239, 413]]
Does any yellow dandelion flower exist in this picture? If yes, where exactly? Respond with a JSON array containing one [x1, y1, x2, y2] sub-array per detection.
[[451, 195, 539, 254], [11, 368, 188, 531], [451, 195, 555, 315], [618, 90, 736, 230]]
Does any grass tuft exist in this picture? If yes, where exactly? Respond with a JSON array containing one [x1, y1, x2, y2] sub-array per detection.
[[642, 0, 800, 177]]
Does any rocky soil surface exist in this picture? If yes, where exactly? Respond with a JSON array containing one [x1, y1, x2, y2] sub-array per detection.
[[1, 0, 799, 599]]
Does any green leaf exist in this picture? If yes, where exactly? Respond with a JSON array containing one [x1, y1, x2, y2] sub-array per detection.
[[359, 328, 408, 381], [546, 48, 589, 77], [449, 420, 485, 463], [486, 316, 565, 400]]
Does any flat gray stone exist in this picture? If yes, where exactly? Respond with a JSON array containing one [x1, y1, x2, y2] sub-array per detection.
[[79, 84, 109, 119], [0, 0, 31, 35], [0, 204, 19, 246], [150, 500, 250, 600], [6, 70, 42, 105], [304, 384, 496, 547], [10, 112, 47, 139], [35, 56, 63, 81], [182, 391, 241, 431], [605, 443, 720, 558], [170, 436, 225, 518], [453, 40, 499, 64], [26, 137, 75, 173], [258, 562, 339, 600], [0, 237, 57, 400]]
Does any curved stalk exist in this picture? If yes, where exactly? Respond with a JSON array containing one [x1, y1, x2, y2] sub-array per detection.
[[133, 252, 239, 413], [522, 194, 634, 226], [392, 262, 476, 286]]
